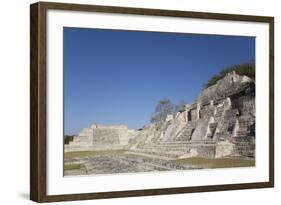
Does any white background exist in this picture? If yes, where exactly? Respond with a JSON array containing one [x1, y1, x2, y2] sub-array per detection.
[[0, 0, 279, 204]]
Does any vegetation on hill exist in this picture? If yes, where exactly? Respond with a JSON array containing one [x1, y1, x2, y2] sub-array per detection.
[[205, 60, 255, 88], [64, 135, 75, 145]]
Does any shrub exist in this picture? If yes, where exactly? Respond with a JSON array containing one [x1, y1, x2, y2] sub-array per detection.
[[64, 135, 75, 144]]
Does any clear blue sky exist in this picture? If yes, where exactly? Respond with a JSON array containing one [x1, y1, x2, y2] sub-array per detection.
[[64, 27, 255, 135]]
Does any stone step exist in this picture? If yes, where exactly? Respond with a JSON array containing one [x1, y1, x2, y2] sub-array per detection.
[[122, 153, 201, 170], [129, 149, 181, 159], [235, 131, 252, 135]]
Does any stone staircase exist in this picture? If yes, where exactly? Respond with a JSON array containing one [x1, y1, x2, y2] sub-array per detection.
[[191, 119, 209, 141], [213, 108, 239, 141], [174, 124, 196, 141], [129, 140, 217, 159], [206, 122, 217, 139], [131, 143, 190, 159], [215, 105, 224, 118], [234, 116, 255, 138]]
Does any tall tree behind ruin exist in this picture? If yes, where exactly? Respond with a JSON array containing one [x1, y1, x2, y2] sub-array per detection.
[[150, 99, 175, 123], [175, 100, 188, 113]]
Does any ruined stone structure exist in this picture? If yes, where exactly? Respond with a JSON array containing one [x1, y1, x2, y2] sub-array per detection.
[[65, 124, 136, 152], [65, 72, 255, 160]]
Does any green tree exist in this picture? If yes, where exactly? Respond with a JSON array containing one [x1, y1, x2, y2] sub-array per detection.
[[64, 135, 75, 145], [205, 60, 255, 88], [151, 99, 175, 123]]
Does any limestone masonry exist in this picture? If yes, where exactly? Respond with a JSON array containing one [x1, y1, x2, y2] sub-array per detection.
[[65, 71, 255, 159]]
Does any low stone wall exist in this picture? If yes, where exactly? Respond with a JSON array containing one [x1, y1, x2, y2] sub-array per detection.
[[64, 145, 126, 152], [132, 141, 217, 159], [215, 141, 236, 158], [215, 136, 255, 158]]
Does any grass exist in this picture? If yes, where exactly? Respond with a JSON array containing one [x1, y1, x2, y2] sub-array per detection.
[[64, 163, 83, 170], [64, 149, 126, 158], [173, 157, 255, 168]]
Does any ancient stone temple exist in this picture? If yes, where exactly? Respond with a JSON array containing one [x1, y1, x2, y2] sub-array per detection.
[[65, 124, 136, 152], [65, 71, 255, 159]]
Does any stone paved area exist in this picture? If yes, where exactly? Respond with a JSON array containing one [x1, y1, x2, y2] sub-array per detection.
[[64, 152, 202, 176]]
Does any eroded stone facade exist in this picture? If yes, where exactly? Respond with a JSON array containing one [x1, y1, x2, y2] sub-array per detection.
[[65, 124, 136, 152]]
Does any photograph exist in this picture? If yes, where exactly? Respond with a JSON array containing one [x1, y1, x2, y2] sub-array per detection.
[[30, 2, 274, 202], [63, 28, 256, 176]]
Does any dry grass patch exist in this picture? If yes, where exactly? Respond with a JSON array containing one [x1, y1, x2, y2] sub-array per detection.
[[173, 157, 255, 168], [64, 163, 83, 170], [64, 149, 126, 158]]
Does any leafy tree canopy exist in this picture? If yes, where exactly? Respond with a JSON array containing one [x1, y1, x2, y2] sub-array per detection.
[[64, 135, 75, 145], [205, 60, 255, 88]]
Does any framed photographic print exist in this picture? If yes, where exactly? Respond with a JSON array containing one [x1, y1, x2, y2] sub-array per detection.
[[30, 1, 274, 202]]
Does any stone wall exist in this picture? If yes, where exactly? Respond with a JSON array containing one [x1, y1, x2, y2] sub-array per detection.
[[92, 128, 120, 145], [189, 108, 197, 121], [200, 103, 215, 120], [65, 124, 135, 152]]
